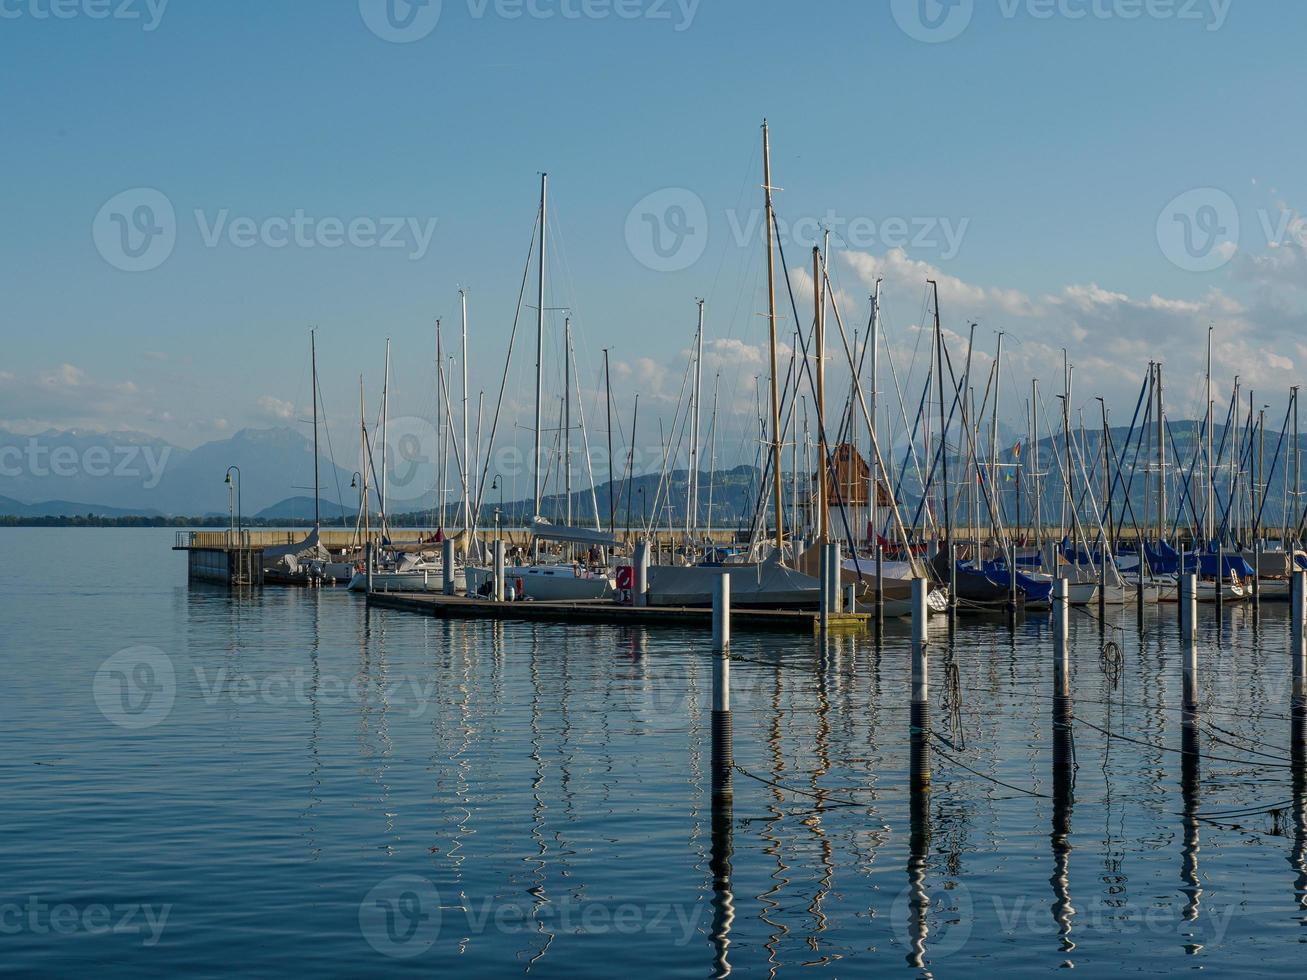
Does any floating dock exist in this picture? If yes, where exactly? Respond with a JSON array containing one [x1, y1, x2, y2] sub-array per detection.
[[365, 591, 871, 633]]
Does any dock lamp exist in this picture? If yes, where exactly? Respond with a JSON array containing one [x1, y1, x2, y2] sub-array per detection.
[[224, 466, 242, 541]]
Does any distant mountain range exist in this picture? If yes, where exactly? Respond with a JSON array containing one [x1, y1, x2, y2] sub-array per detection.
[[0, 427, 356, 518]]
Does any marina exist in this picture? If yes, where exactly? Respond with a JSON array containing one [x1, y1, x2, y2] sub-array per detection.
[[9, 4, 1307, 976]]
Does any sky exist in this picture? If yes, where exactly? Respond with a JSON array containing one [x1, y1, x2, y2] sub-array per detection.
[[2, 0, 1305, 485]]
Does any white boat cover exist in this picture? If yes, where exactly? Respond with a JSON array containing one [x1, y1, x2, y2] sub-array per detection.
[[530, 518, 619, 548]]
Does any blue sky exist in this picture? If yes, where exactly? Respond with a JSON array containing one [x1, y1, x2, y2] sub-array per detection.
[[2, 0, 1304, 473]]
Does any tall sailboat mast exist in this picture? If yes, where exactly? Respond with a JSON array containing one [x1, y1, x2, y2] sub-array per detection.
[[380, 338, 390, 535], [461, 289, 470, 536], [762, 121, 785, 553], [869, 279, 882, 547], [533, 173, 548, 526], [564, 316, 573, 528], [1156, 361, 1166, 543], [689, 299, 705, 539], [1206, 327, 1214, 543], [435, 318, 444, 529], [311, 328, 320, 529], [813, 245, 828, 542], [603, 348, 615, 534]]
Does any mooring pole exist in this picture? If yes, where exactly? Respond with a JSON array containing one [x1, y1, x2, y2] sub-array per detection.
[[1136, 540, 1146, 629], [1216, 543, 1225, 626], [1181, 572, 1199, 712], [493, 539, 506, 602], [874, 544, 885, 637], [830, 540, 843, 615], [713, 573, 731, 654], [1292, 570, 1306, 720], [911, 576, 931, 788], [1098, 548, 1107, 620], [365, 542, 373, 595], [442, 538, 456, 596], [1054, 577, 1069, 677], [634, 539, 650, 608]]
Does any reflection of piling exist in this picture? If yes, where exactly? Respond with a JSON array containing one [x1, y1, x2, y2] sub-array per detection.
[[1051, 570, 1074, 952], [493, 539, 506, 602], [1051, 675, 1075, 952], [1292, 686, 1306, 912], [1181, 702, 1202, 924], [709, 580, 734, 978], [906, 738, 932, 969], [442, 538, 456, 596]]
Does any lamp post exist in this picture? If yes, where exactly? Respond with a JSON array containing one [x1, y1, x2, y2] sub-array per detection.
[[224, 466, 241, 544], [492, 477, 504, 536], [350, 472, 363, 517]]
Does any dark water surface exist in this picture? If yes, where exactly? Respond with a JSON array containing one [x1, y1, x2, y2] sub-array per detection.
[[3, 527, 1306, 976]]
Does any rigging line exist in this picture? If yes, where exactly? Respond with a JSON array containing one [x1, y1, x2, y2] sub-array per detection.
[[1200, 724, 1295, 763], [927, 732, 1051, 798], [471, 207, 539, 523], [733, 765, 875, 809], [313, 365, 349, 527], [1072, 715, 1297, 769]]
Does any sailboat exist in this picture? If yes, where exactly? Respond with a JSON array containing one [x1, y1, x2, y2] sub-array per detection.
[[264, 330, 359, 583], [462, 173, 615, 602]]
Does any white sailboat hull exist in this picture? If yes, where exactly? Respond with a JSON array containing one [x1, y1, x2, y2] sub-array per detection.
[[464, 565, 613, 601]]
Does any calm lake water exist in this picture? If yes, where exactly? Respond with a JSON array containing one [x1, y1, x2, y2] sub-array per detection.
[[3, 527, 1306, 977]]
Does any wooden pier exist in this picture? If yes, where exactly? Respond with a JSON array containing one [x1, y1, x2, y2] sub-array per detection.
[[365, 590, 871, 633]]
